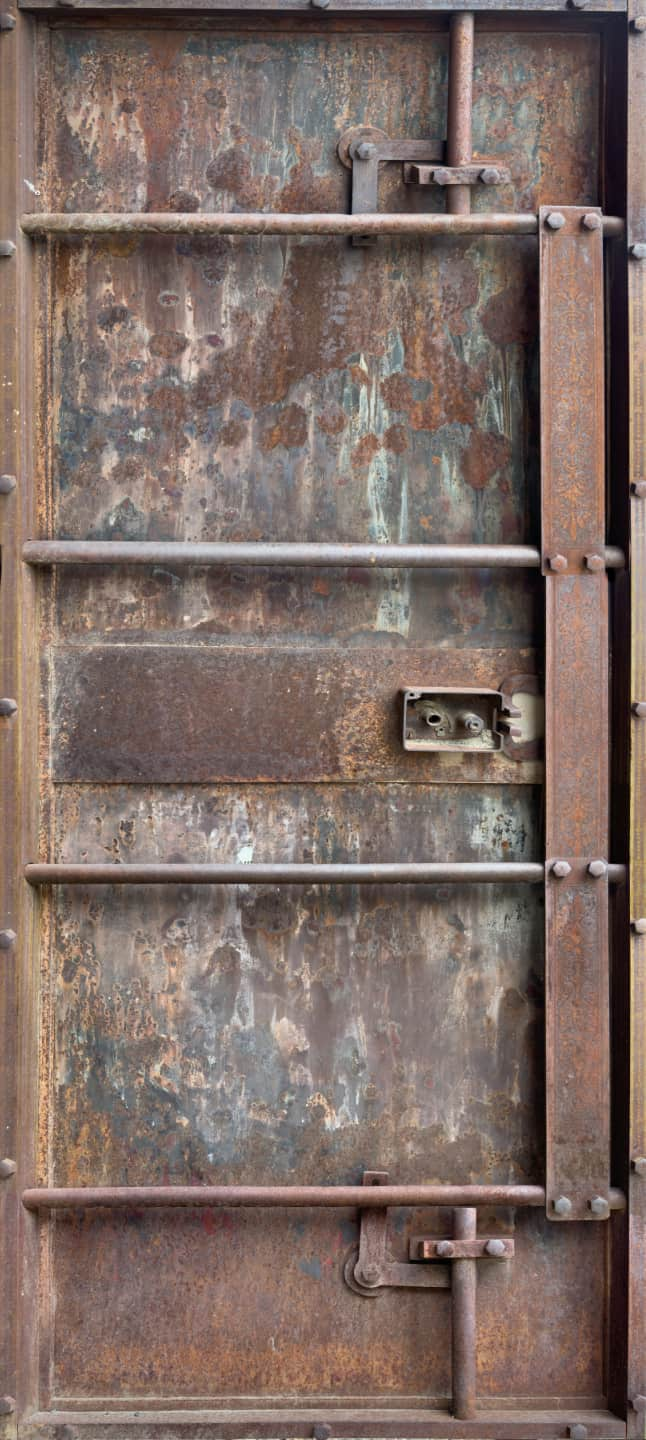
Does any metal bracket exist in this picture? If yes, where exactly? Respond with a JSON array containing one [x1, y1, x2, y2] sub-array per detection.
[[337, 127, 444, 247], [404, 162, 511, 188], [401, 674, 543, 759]]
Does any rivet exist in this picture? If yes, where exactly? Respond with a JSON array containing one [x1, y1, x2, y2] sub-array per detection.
[[632, 1157, 646, 1176], [632, 1396, 646, 1414], [0, 698, 17, 717], [0, 930, 16, 949], [552, 861, 572, 879], [633, 13, 646, 28], [0, 1399, 15, 1417], [553, 1195, 572, 1216], [479, 167, 501, 186], [546, 212, 566, 230], [355, 142, 376, 161], [0, 13, 15, 28], [588, 860, 607, 878], [0, 1159, 16, 1179], [632, 701, 646, 717], [436, 1240, 455, 1258], [630, 242, 646, 261], [632, 917, 646, 934], [0, 474, 16, 494], [631, 481, 646, 498], [313, 1426, 332, 1440], [568, 1426, 588, 1440], [547, 553, 568, 572], [584, 553, 605, 572], [484, 1239, 506, 1257], [589, 1195, 609, 1218], [0, 240, 16, 258], [581, 213, 601, 231]]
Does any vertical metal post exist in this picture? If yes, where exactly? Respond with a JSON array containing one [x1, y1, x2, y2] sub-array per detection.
[[446, 12, 474, 216], [451, 1207, 477, 1419]]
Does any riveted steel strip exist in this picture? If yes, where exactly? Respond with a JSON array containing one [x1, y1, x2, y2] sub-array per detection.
[[540, 206, 610, 1222], [627, 0, 646, 1430]]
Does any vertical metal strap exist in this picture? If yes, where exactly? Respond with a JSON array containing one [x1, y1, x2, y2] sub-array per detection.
[[446, 12, 474, 216], [540, 205, 611, 1223], [450, 1208, 477, 1419], [627, 2, 646, 1429]]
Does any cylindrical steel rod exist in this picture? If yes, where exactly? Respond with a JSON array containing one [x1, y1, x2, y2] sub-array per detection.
[[20, 1184, 626, 1212], [21, 1184, 546, 1212], [25, 862, 546, 886], [447, 13, 475, 216], [23, 862, 627, 886], [21, 540, 626, 570], [20, 212, 625, 239], [451, 1208, 478, 1419]]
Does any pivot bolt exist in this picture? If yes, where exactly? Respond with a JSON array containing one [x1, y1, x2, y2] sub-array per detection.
[[568, 1426, 588, 1440], [0, 929, 16, 949], [589, 1195, 609, 1218], [632, 918, 646, 934], [553, 1195, 572, 1216], [355, 142, 376, 162], [632, 481, 646, 498], [630, 243, 646, 261], [632, 701, 646, 717], [632, 1157, 646, 1176], [358, 1263, 381, 1287], [0, 474, 16, 494], [0, 1158, 16, 1179], [584, 553, 605, 572], [545, 212, 566, 230], [547, 553, 568, 572], [436, 1240, 455, 1258], [581, 213, 601, 231], [588, 860, 607, 878], [484, 1239, 506, 1257], [552, 861, 572, 879], [479, 168, 501, 186]]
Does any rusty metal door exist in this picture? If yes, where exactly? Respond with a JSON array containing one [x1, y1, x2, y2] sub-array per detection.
[[1, 1, 645, 1436]]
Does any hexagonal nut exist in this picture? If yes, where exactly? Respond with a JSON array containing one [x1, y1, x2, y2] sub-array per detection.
[[484, 1239, 506, 1258], [584, 553, 605, 572], [547, 553, 568, 573], [553, 1195, 573, 1217], [0, 929, 16, 950], [357, 1263, 381, 1287], [0, 1158, 16, 1180], [632, 481, 646, 499], [589, 1195, 609, 1218], [587, 860, 608, 878], [633, 13, 646, 28], [633, 701, 646, 718], [630, 243, 646, 261], [568, 1426, 588, 1440], [545, 212, 566, 230], [632, 1396, 646, 1414], [551, 861, 572, 879], [355, 142, 376, 162], [479, 167, 501, 186], [436, 1240, 455, 1258], [581, 213, 602, 231], [632, 918, 646, 934], [632, 1156, 646, 1176]]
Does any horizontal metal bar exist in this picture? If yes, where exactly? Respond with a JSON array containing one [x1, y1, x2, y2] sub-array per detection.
[[21, 541, 627, 569], [24, 862, 627, 885], [21, 1184, 626, 1211], [20, 211, 625, 239]]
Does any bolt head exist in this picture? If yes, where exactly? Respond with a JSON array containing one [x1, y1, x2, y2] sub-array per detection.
[[313, 1426, 332, 1440], [632, 917, 646, 934], [0, 474, 16, 494], [436, 1240, 455, 1258], [584, 553, 605, 572], [0, 1158, 16, 1179], [552, 861, 572, 879], [546, 212, 566, 230], [355, 142, 376, 162], [632, 481, 646, 498], [0, 13, 16, 27], [553, 1195, 572, 1216], [630, 243, 646, 261], [582, 213, 601, 231], [633, 701, 646, 718], [0, 698, 17, 717], [589, 1195, 609, 1218], [0, 1398, 15, 1417], [588, 860, 607, 878], [310, 0, 331, 8], [358, 1263, 381, 1287], [0, 929, 16, 949], [632, 1156, 646, 1176], [633, 13, 646, 28], [547, 553, 568, 573], [479, 167, 501, 186], [633, 1396, 646, 1414], [484, 1239, 506, 1257], [568, 1426, 588, 1440]]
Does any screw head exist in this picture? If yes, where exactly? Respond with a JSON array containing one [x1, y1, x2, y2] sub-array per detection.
[[484, 1238, 506, 1257], [589, 1195, 609, 1218], [568, 1426, 588, 1440], [630, 243, 646, 260], [0, 929, 16, 949], [436, 1240, 455, 1258], [632, 917, 646, 934], [547, 553, 568, 573], [552, 861, 572, 879], [553, 1195, 572, 1216], [633, 701, 646, 718], [632, 1156, 646, 1176], [479, 167, 501, 186], [0, 1158, 16, 1179], [633, 13, 646, 28], [355, 142, 376, 162], [0, 474, 16, 494], [546, 212, 566, 230], [588, 860, 607, 878], [584, 553, 605, 572], [581, 213, 601, 231]]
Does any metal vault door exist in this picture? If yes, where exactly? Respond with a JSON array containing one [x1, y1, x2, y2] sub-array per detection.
[[0, 3, 645, 1438]]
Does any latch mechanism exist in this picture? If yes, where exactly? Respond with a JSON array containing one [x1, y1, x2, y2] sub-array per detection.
[[402, 675, 543, 760]]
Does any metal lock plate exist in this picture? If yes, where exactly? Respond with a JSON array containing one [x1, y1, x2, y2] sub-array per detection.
[[402, 688, 507, 753]]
